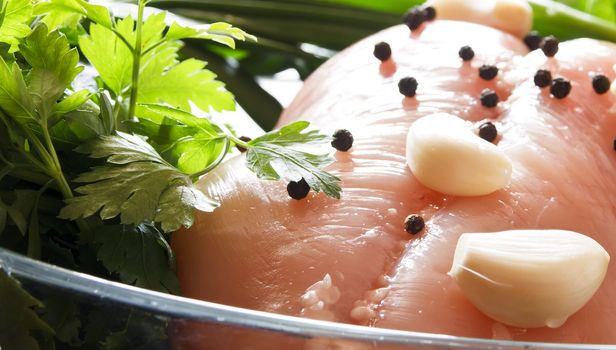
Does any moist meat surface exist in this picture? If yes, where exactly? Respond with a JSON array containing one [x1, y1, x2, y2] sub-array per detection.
[[172, 20, 616, 346]]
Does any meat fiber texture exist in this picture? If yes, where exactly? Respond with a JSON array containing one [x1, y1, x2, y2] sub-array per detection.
[[171, 20, 616, 348]]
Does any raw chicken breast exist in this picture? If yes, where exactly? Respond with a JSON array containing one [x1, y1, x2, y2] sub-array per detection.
[[370, 37, 616, 342], [171, 19, 616, 347]]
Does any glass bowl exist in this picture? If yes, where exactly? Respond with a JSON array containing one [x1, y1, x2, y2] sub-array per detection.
[[0, 247, 612, 350]]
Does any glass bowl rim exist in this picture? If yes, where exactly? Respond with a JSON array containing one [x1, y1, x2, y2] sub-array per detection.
[[0, 247, 611, 350]]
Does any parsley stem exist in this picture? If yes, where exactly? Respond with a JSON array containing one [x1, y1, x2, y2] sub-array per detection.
[[228, 133, 250, 149], [6, 167, 55, 189], [112, 95, 125, 132], [21, 127, 56, 174], [0, 117, 47, 174], [41, 125, 73, 200], [27, 179, 54, 260], [126, 0, 146, 121]]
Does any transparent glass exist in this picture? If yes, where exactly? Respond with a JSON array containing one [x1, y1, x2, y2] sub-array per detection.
[[1, 247, 612, 350]]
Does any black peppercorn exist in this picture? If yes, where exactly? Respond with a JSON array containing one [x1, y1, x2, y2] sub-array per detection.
[[404, 8, 425, 30], [404, 214, 424, 235], [550, 77, 571, 99], [592, 74, 611, 95], [540, 36, 559, 57], [479, 88, 498, 108], [422, 6, 436, 21], [398, 77, 418, 97], [287, 178, 310, 200], [236, 136, 252, 153], [533, 69, 552, 88], [613, 137, 616, 151], [478, 121, 498, 142], [373, 42, 392, 62], [458, 46, 474, 61], [479, 65, 498, 81], [331, 129, 353, 151], [523, 31, 542, 51]]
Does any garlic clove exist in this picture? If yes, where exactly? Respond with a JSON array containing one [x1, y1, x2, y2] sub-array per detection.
[[425, 0, 532, 38], [406, 113, 512, 196], [450, 230, 610, 328]]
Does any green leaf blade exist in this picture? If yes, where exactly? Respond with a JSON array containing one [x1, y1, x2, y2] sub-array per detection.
[[0, 270, 55, 350], [242, 121, 341, 199], [19, 24, 84, 118], [0, 55, 35, 122], [93, 223, 179, 293], [165, 21, 257, 49], [59, 132, 219, 231], [246, 143, 341, 199], [0, 0, 33, 51], [78, 18, 134, 96]]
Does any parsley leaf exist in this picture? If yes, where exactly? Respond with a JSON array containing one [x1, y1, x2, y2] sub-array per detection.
[[58, 131, 218, 232], [40, 295, 81, 346], [0, 0, 33, 51], [0, 270, 54, 350], [33, 0, 111, 31], [78, 17, 133, 96], [0, 53, 34, 123], [244, 121, 342, 199], [93, 223, 179, 293], [101, 311, 169, 350], [19, 24, 83, 119], [165, 21, 256, 49], [79, 12, 234, 112], [136, 103, 229, 174], [248, 121, 329, 146], [52, 89, 92, 116], [137, 46, 235, 113]]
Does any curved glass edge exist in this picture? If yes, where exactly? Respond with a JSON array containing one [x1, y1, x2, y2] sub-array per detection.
[[0, 247, 612, 350]]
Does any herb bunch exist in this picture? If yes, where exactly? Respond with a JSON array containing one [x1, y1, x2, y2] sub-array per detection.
[[0, 0, 341, 348]]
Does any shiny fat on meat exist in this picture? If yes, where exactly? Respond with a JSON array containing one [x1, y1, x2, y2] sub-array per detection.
[[171, 20, 616, 345]]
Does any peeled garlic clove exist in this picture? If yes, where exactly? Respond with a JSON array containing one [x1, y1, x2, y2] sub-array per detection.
[[406, 113, 512, 196], [425, 0, 532, 38], [450, 230, 610, 328]]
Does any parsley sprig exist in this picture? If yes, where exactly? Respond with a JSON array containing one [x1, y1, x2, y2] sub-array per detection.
[[0, 0, 341, 348], [0, 0, 341, 233]]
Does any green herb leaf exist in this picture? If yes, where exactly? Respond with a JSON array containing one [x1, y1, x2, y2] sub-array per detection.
[[49, 98, 104, 145], [552, 0, 616, 22], [0, 197, 27, 234], [138, 103, 219, 132], [19, 24, 83, 120], [0, 270, 55, 350], [101, 311, 169, 350], [78, 16, 134, 96], [246, 144, 341, 198], [244, 121, 341, 199], [59, 131, 218, 231], [137, 46, 235, 113], [248, 120, 329, 146], [136, 103, 230, 174], [64, 101, 105, 140], [0, 190, 38, 235], [34, 0, 111, 31], [53, 89, 92, 116], [99, 92, 114, 135], [165, 21, 256, 49], [0, 0, 33, 52], [93, 223, 179, 293], [40, 295, 82, 346], [0, 55, 35, 122]]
